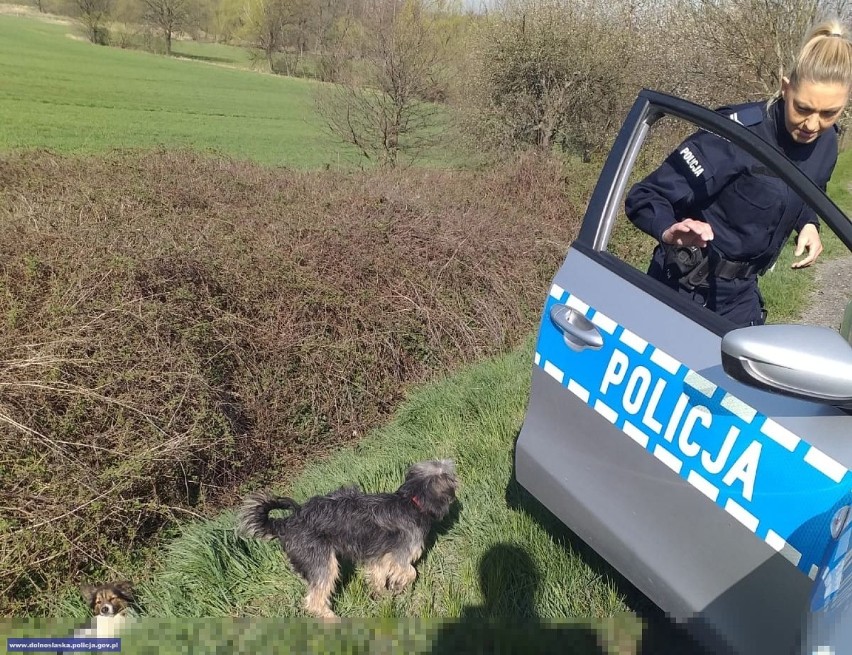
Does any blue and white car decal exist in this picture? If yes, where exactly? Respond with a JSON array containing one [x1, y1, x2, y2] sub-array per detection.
[[535, 286, 850, 579]]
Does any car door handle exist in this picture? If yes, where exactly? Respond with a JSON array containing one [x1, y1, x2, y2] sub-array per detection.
[[550, 303, 604, 351]]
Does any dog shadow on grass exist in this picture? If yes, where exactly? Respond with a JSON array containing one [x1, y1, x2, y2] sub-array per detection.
[[429, 543, 611, 655]]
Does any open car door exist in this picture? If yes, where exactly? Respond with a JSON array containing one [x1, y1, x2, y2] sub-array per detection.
[[514, 90, 852, 655]]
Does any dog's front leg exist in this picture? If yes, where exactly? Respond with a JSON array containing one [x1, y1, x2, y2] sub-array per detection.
[[387, 563, 417, 594], [364, 554, 394, 597]]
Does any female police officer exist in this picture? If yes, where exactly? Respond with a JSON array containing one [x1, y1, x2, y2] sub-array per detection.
[[625, 18, 852, 327]]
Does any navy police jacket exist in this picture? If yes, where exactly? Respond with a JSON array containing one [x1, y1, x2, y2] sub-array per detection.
[[625, 100, 838, 269]]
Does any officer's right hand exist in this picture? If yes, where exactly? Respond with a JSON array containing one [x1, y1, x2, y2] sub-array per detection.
[[661, 219, 715, 248]]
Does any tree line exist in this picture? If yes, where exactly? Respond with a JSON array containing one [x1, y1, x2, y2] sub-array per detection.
[[31, 0, 852, 165]]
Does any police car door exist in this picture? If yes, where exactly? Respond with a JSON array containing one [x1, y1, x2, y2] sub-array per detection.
[[514, 90, 852, 655]]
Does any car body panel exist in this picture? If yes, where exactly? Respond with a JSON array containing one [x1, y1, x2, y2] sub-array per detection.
[[514, 90, 852, 654], [804, 498, 852, 653]]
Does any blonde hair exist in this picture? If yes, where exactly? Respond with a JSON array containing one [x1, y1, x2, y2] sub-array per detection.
[[788, 18, 852, 89]]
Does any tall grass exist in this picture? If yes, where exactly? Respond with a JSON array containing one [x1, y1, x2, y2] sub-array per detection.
[[43, 339, 649, 653]]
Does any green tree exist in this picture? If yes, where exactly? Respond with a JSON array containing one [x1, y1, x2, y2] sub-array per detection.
[[209, 0, 246, 42]]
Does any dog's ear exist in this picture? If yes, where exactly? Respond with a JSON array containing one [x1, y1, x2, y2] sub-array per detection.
[[80, 584, 98, 607], [114, 581, 135, 601]]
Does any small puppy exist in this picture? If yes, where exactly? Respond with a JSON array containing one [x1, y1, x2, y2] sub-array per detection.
[[57, 583, 136, 654], [237, 459, 458, 619], [81, 581, 135, 617]]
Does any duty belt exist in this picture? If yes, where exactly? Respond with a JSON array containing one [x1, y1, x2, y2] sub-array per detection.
[[663, 245, 763, 292], [709, 251, 763, 280]]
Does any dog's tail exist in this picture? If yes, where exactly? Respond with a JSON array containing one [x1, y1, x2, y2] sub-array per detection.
[[236, 492, 300, 541]]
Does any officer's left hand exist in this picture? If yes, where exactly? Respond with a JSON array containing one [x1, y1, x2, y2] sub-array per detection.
[[792, 223, 823, 269]]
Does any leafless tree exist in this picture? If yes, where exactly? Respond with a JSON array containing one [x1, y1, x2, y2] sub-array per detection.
[[315, 0, 449, 167], [141, 0, 194, 54], [72, 0, 113, 43], [680, 0, 852, 103]]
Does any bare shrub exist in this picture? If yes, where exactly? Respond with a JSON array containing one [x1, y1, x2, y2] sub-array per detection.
[[315, 0, 450, 167], [460, 0, 637, 161], [69, 0, 113, 43], [141, 0, 195, 55], [685, 0, 852, 104], [0, 149, 579, 613]]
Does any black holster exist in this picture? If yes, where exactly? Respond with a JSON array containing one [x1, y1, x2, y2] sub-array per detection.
[[663, 245, 710, 291]]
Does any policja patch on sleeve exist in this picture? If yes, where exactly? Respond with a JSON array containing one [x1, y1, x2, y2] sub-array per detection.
[[679, 146, 705, 177]]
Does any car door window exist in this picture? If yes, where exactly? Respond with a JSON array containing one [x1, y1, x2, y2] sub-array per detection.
[[599, 109, 852, 331]]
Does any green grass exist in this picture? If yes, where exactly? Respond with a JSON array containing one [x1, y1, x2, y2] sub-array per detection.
[[0, 15, 359, 168], [169, 39, 256, 69], [827, 144, 852, 211], [42, 337, 645, 652], [136, 338, 627, 621]]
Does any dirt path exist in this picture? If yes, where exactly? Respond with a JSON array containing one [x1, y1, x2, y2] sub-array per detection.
[[797, 254, 852, 329]]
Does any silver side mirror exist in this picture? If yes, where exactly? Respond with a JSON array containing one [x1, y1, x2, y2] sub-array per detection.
[[721, 325, 852, 409]]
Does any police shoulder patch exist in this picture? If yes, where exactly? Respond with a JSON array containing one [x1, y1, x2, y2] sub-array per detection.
[[721, 104, 764, 127]]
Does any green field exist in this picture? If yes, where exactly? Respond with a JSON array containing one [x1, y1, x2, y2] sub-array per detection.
[[0, 15, 361, 168], [170, 39, 256, 69]]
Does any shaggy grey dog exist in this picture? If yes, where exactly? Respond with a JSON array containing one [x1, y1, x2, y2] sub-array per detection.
[[237, 459, 458, 619]]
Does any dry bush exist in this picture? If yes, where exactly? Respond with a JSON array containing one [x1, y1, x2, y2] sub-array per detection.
[[315, 0, 451, 167], [682, 0, 852, 104], [0, 149, 579, 613], [460, 0, 640, 160]]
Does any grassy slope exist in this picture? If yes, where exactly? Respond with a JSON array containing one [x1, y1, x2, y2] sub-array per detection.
[[170, 39, 256, 69], [43, 338, 645, 652], [136, 341, 625, 620], [0, 15, 359, 168]]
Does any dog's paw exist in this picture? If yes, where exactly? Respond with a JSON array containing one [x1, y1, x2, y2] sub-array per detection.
[[367, 580, 390, 599], [387, 568, 417, 594], [387, 579, 407, 594]]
